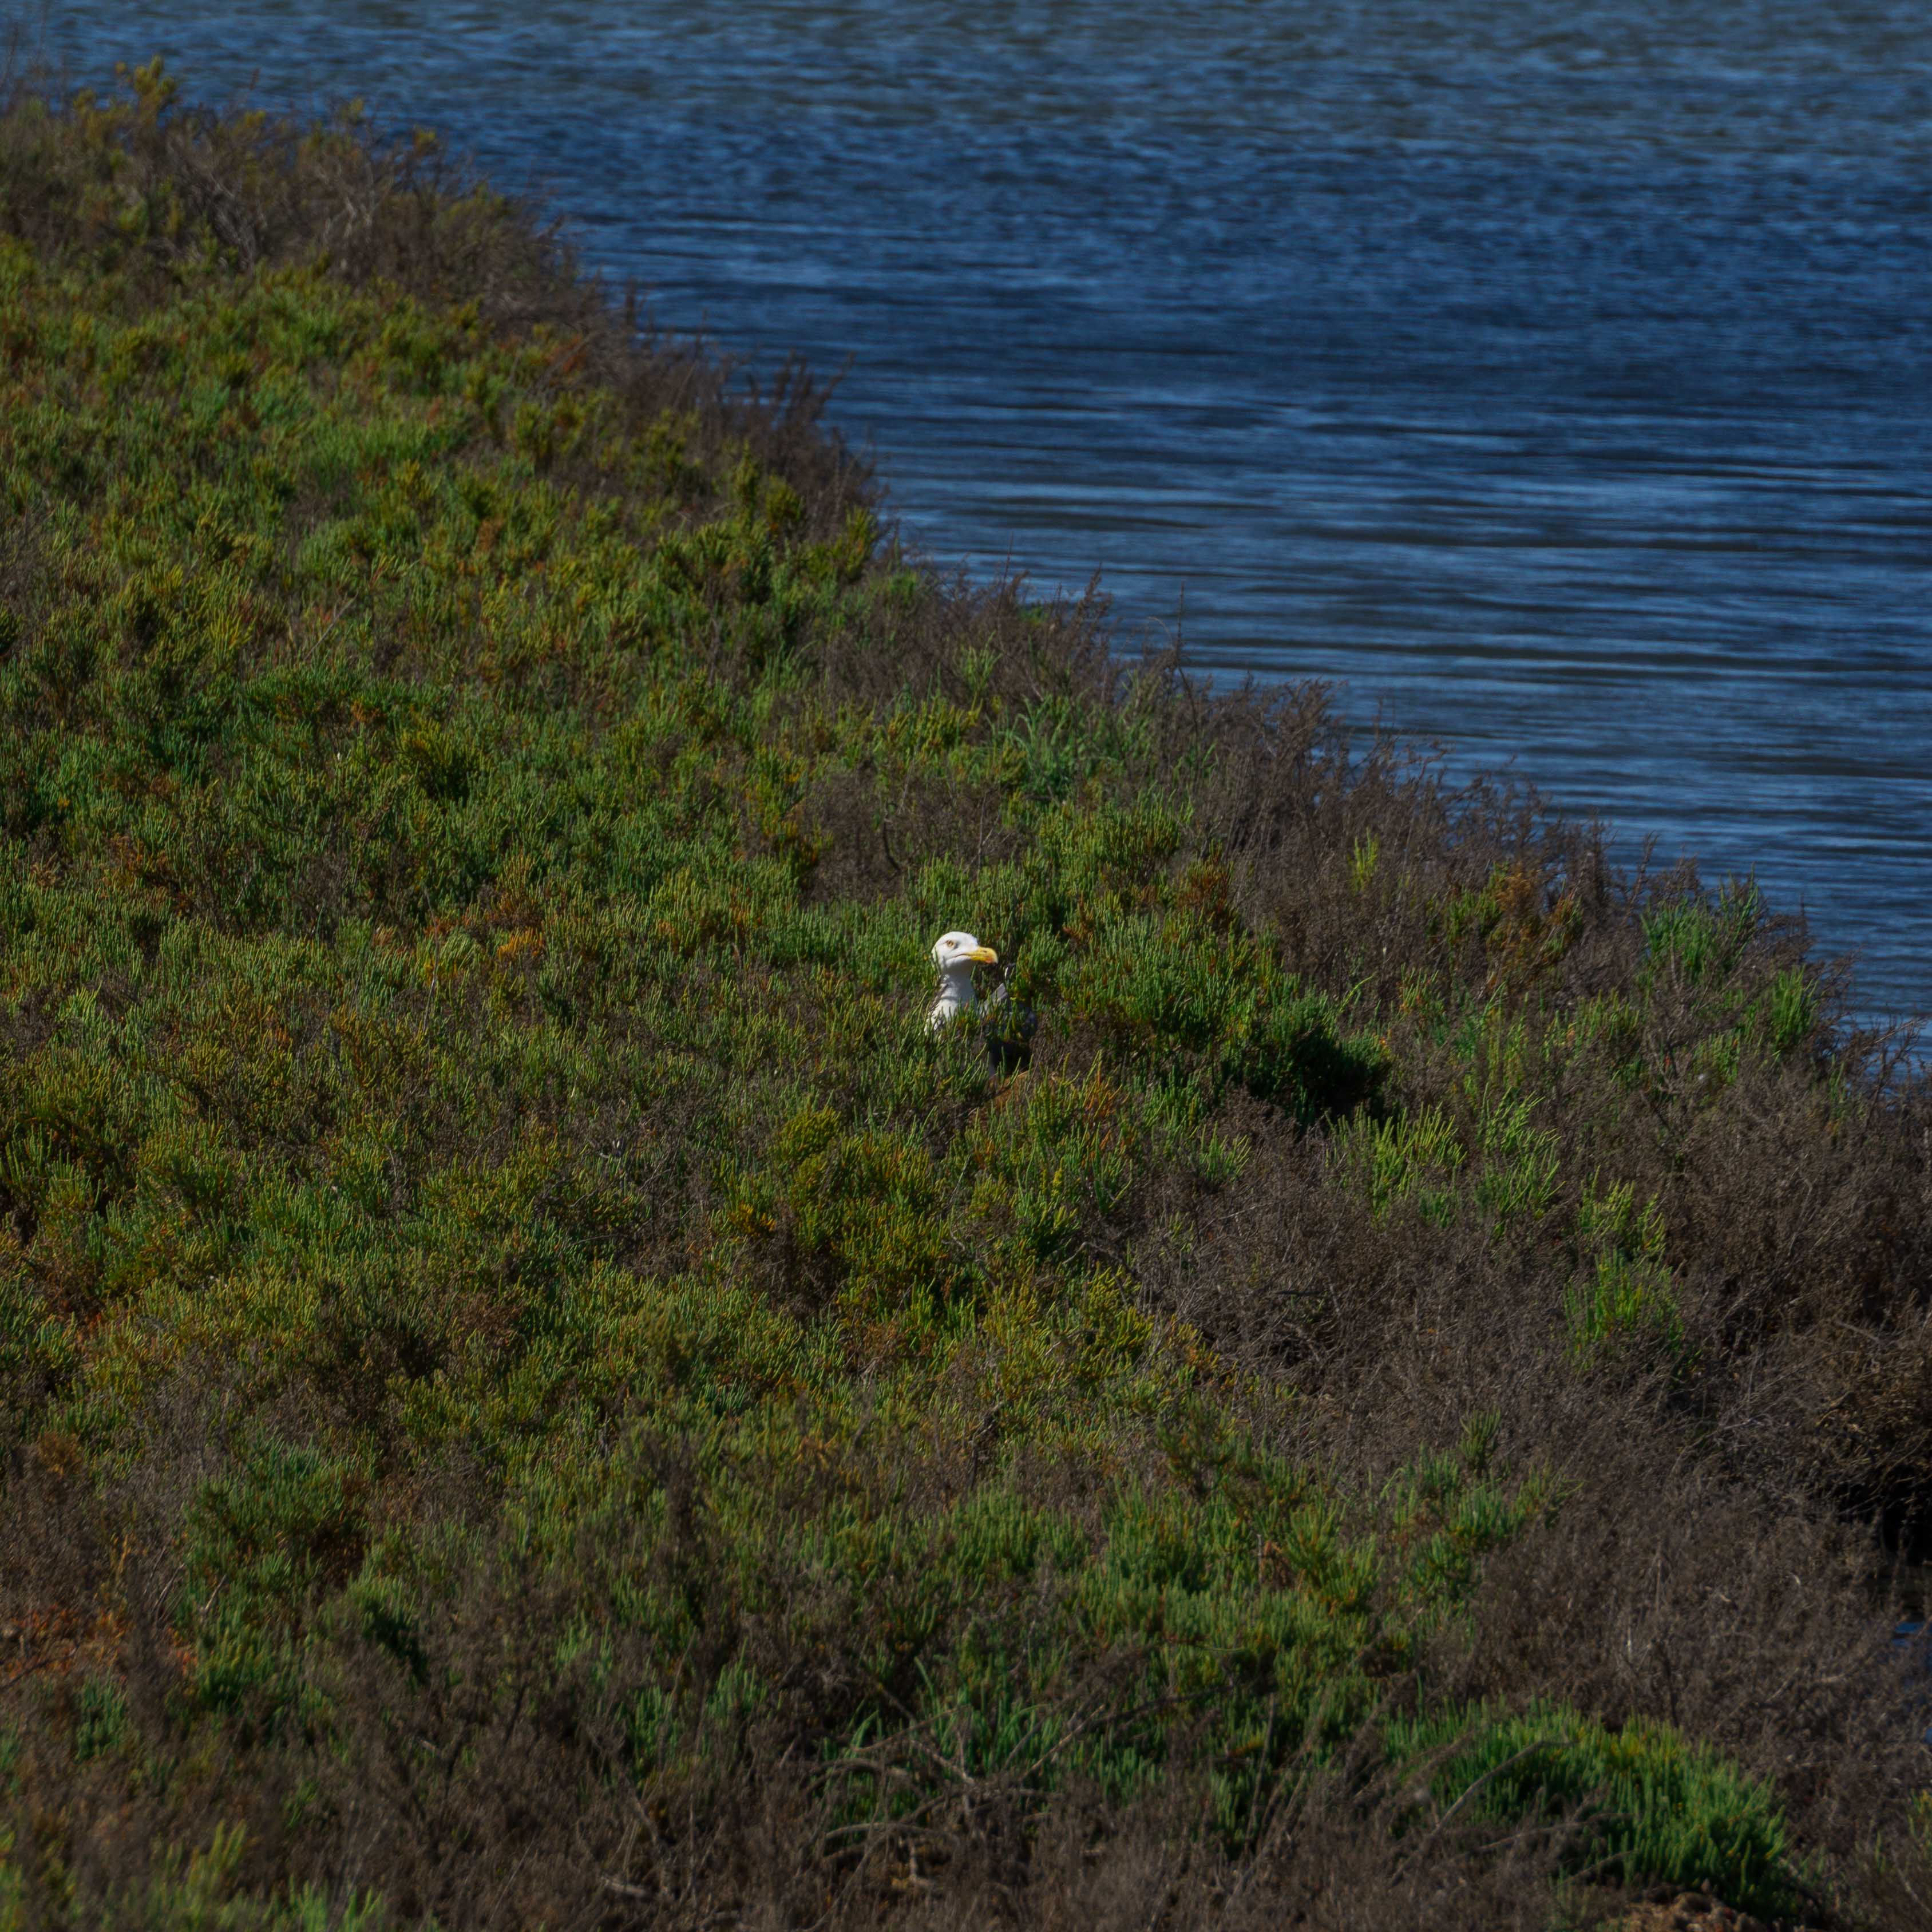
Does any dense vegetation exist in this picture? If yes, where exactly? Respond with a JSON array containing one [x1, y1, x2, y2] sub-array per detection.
[[2, 64, 1929, 1932]]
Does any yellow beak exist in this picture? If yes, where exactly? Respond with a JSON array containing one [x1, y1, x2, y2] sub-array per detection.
[[965, 945, 998, 964]]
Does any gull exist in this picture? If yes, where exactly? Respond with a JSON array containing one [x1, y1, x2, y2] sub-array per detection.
[[928, 929, 1036, 1073], [928, 930, 999, 1031]]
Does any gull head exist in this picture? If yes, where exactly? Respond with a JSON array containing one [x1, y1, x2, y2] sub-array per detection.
[[932, 930, 999, 978]]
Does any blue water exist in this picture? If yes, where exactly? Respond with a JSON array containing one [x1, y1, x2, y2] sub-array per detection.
[[1894, 1622, 1932, 1747], [37, 3, 1932, 1036]]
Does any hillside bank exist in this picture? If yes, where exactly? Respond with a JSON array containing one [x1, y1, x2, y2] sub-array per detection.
[[1, 66, 1929, 1931]]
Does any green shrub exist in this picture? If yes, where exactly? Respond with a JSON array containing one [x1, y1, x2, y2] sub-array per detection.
[[1388, 1702, 1798, 1918]]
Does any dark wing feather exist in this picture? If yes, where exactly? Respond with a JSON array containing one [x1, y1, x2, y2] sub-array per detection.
[[983, 979, 1037, 1075]]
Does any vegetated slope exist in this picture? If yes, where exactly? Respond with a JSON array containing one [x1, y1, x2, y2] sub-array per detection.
[[1, 65, 1929, 1932]]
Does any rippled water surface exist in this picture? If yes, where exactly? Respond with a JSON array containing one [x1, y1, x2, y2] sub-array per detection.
[[42, 2, 1932, 1030]]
